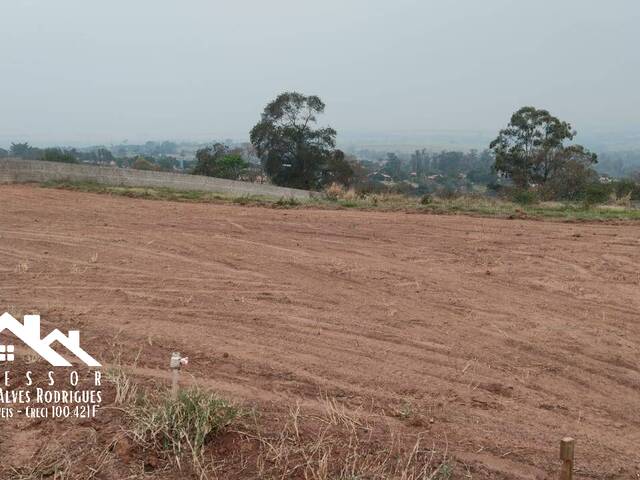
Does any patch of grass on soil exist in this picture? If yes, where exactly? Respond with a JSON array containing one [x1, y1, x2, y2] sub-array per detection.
[[38, 180, 640, 221], [127, 387, 240, 458]]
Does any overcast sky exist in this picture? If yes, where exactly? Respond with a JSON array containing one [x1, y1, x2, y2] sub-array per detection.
[[1, 0, 639, 147]]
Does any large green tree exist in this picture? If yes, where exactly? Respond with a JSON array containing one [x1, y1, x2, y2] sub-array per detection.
[[250, 92, 345, 189], [490, 106, 596, 188]]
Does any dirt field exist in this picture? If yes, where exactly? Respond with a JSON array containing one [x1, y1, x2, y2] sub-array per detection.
[[1, 184, 639, 479]]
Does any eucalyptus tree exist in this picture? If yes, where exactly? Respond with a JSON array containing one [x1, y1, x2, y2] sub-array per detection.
[[490, 106, 597, 188], [250, 92, 349, 189]]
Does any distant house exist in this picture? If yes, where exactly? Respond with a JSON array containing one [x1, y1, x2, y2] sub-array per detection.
[[367, 171, 392, 182]]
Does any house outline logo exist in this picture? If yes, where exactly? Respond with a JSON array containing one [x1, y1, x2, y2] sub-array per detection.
[[0, 312, 101, 367]]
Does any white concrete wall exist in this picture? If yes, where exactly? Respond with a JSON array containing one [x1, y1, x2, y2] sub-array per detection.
[[0, 158, 316, 200]]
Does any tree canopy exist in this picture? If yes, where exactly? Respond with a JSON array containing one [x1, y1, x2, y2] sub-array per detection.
[[193, 143, 248, 180], [250, 92, 349, 189], [42, 148, 78, 164], [10, 142, 41, 159], [542, 145, 599, 200], [489, 106, 596, 188]]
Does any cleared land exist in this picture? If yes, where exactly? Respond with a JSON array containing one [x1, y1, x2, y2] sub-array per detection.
[[0, 185, 639, 479]]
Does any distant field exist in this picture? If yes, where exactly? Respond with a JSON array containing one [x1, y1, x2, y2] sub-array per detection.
[[1, 184, 639, 478]]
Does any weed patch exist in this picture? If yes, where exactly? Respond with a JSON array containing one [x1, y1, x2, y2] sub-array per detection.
[[127, 387, 239, 458], [274, 196, 300, 207]]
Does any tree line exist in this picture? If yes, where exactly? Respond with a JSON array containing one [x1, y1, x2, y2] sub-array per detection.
[[3, 92, 639, 203]]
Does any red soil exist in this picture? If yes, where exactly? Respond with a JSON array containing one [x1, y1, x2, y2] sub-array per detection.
[[0, 185, 639, 478]]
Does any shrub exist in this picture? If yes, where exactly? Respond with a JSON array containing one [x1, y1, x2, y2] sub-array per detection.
[[613, 178, 640, 201], [128, 387, 239, 458], [542, 158, 599, 201], [436, 186, 459, 200], [232, 196, 251, 205], [342, 189, 360, 201], [131, 157, 158, 171], [193, 144, 248, 180], [324, 182, 345, 200], [583, 183, 611, 207], [275, 197, 300, 207], [388, 181, 415, 195], [420, 194, 432, 205], [510, 188, 538, 205]]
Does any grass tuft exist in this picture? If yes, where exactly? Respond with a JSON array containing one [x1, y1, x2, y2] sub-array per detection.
[[274, 196, 300, 207], [105, 365, 139, 406], [127, 387, 239, 459]]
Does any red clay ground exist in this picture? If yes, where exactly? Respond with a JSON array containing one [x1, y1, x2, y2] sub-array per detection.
[[0, 184, 639, 479]]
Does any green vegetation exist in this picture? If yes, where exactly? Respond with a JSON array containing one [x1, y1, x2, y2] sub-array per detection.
[[583, 183, 611, 207], [490, 106, 596, 189], [10, 102, 639, 223], [40, 180, 640, 221], [5, 142, 183, 171], [6, 103, 639, 209], [510, 188, 538, 206], [250, 91, 355, 189], [432, 463, 454, 480], [128, 387, 239, 458], [41, 148, 79, 164], [193, 143, 249, 179], [419, 196, 640, 221], [10, 142, 42, 160], [274, 196, 301, 207]]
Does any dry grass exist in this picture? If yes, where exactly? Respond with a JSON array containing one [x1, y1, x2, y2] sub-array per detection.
[[15, 261, 30, 274], [7, 432, 120, 480], [124, 385, 239, 478], [10, 443, 72, 480], [105, 364, 139, 406], [7, 360, 457, 479], [42, 180, 640, 221], [240, 395, 455, 480], [324, 182, 346, 200], [102, 365, 456, 479], [127, 387, 239, 455]]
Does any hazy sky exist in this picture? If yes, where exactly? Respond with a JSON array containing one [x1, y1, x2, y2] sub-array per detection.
[[1, 0, 639, 147]]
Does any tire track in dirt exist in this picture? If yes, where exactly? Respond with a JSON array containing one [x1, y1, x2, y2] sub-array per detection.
[[1, 185, 639, 478]]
